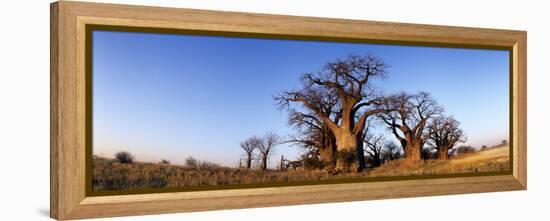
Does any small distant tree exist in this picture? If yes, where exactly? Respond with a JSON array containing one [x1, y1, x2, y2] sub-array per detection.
[[501, 139, 508, 146], [427, 115, 467, 160], [115, 151, 134, 164], [481, 145, 488, 150], [159, 159, 170, 164], [381, 142, 402, 162], [239, 137, 258, 169], [257, 132, 282, 170], [185, 156, 200, 169], [364, 133, 385, 167]]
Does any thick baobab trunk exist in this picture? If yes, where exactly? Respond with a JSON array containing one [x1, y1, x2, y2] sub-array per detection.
[[319, 146, 333, 162], [403, 142, 422, 161], [334, 132, 365, 172], [438, 146, 450, 160], [399, 132, 423, 161], [333, 101, 369, 172], [319, 135, 336, 166]]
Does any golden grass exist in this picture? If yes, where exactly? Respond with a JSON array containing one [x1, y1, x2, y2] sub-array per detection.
[[93, 145, 509, 191], [368, 145, 509, 177], [93, 158, 362, 191]]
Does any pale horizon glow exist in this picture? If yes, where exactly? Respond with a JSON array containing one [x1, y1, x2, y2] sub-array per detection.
[[92, 30, 509, 167]]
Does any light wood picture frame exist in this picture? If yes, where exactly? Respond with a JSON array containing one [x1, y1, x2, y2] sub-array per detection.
[[50, 1, 527, 220]]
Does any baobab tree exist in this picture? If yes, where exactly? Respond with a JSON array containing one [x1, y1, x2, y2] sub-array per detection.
[[364, 133, 386, 167], [276, 54, 388, 171], [286, 112, 337, 166], [379, 92, 443, 161], [256, 132, 282, 170], [239, 137, 258, 169], [381, 142, 402, 162], [284, 89, 340, 167], [427, 115, 467, 160]]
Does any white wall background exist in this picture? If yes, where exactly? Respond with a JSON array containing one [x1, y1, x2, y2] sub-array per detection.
[[0, 0, 548, 220]]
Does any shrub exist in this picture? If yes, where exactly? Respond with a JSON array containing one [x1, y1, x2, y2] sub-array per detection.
[[160, 159, 170, 164], [453, 145, 476, 155], [200, 161, 220, 169], [185, 156, 200, 169], [184, 156, 220, 170], [501, 139, 508, 145], [336, 149, 357, 171], [115, 151, 134, 164], [303, 157, 324, 169]]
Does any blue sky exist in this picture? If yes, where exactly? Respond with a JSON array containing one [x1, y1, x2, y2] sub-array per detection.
[[92, 30, 509, 167]]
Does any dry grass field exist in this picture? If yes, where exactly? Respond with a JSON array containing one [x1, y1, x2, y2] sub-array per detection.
[[92, 158, 363, 191], [93, 145, 509, 191], [368, 145, 509, 177]]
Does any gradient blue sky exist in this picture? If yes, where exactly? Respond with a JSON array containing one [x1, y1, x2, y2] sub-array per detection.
[[92, 30, 509, 167]]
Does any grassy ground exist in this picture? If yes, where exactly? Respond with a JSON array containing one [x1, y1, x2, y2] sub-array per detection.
[[92, 145, 509, 191], [92, 158, 361, 191], [368, 145, 509, 177]]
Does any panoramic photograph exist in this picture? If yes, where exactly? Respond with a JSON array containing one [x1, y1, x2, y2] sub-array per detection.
[[91, 30, 510, 192]]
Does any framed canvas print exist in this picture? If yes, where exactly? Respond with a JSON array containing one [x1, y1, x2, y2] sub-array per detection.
[[50, 1, 527, 220]]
